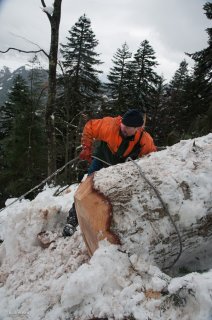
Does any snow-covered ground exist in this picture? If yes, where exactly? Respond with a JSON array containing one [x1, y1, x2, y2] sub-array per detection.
[[0, 134, 212, 320]]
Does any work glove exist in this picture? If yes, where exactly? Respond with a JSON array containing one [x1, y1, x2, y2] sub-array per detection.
[[79, 145, 92, 163]]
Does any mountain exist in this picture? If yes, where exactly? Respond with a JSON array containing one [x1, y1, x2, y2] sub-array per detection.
[[0, 66, 14, 106], [0, 65, 48, 106]]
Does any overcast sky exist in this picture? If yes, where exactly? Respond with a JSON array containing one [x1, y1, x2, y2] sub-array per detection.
[[0, 0, 209, 82]]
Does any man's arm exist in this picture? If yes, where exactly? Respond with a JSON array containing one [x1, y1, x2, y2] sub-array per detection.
[[81, 118, 104, 147], [79, 118, 111, 162], [138, 132, 157, 157]]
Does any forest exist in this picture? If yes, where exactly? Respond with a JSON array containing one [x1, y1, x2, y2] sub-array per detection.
[[0, 1, 211, 207]]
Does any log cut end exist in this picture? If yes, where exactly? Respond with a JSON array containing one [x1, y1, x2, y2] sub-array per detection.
[[74, 175, 120, 256]]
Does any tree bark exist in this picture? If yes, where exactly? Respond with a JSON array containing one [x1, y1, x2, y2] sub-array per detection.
[[41, 0, 62, 175], [76, 135, 212, 274]]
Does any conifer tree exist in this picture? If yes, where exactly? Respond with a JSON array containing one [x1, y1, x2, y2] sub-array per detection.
[[185, 2, 212, 136], [0, 75, 47, 205], [187, 2, 212, 81], [58, 14, 103, 181], [170, 60, 190, 91], [148, 75, 168, 144], [131, 40, 159, 111], [168, 59, 192, 135], [60, 14, 102, 113], [27, 55, 48, 106], [106, 42, 132, 114]]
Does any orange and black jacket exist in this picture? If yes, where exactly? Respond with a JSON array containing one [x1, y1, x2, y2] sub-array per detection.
[[82, 116, 157, 165]]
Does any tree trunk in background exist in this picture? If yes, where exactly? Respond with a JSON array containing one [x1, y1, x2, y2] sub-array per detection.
[[41, 0, 62, 176]]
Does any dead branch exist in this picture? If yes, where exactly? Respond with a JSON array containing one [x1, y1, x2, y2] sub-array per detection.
[[0, 47, 49, 59], [41, 0, 52, 22]]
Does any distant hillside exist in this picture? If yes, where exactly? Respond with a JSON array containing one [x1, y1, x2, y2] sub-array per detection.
[[0, 66, 48, 105]]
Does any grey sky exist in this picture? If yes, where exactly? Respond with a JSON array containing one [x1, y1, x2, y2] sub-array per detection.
[[0, 0, 209, 81]]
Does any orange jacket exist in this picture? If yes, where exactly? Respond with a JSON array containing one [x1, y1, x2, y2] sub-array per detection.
[[82, 116, 157, 158]]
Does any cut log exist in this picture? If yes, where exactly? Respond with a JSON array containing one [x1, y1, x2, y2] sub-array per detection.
[[75, 134, 212, 273], [74, 176, 120, 256]]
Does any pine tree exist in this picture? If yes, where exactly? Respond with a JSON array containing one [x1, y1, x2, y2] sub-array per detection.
[[27, 55, 48, 106], [185, 2, 212, 136], [170, 60, 190, 91], [148, 75, 168, 145], [60, 14, 102, 113], [106, 42, 132, 114], [167, 60, 192, 135], [0, 75, 47, 206], [58, 14, 103, 181], [187, 2, 212, 81], [131, 40, 159, 111]]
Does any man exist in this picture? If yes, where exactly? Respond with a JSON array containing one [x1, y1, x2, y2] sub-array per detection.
[[63, 109, 157, 237]]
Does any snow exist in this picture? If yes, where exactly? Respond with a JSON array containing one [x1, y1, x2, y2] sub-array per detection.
[[42, 6, 54, 16], [0, 134, 212, 319]]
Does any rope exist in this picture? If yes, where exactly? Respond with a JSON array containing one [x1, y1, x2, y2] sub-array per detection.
[[126, 157, 183, 269], [0, 156, 79, 214], [91, 155, 111, 167]]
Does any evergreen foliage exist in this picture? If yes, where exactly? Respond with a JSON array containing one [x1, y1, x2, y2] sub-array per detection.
[[167, 60, 192, 135], [132, 40, 159, 111], [147, 76, 168, 145], [106, 40, 163, 147], [0, 75, 47, 207], [106, 40, 160, 122], [58, 14, 103, 181], [185, 2, 212, 137], [60, 14, 102, 111], [106, 42, 132, 114]]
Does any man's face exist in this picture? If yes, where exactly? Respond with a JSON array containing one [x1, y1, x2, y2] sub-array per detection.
[[120, 123, 140, 137]]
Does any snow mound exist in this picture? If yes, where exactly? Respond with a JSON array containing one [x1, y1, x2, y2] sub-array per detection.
[[0, 135, 212, 319]]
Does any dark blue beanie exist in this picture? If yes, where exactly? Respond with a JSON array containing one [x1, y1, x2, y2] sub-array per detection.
[[122, 109, 144, 127]]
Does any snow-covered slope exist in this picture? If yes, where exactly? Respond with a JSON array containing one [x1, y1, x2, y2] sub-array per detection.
[[0, 134, 212, 320]]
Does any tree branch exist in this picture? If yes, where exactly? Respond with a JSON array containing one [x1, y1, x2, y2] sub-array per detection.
[[36, 85, 48, 105], [41, 0, 52, 22], [0, 47, 49, 59]]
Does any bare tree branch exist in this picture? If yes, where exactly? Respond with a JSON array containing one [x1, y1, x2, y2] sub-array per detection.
[[41, 0, 52, 22], [57, 59, 65, 75], [9, 32, 64, 74], [0, 47, 49, 59], [36, 85, 48, 105]]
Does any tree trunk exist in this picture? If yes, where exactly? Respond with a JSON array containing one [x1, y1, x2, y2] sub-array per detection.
[[75, 135, 212, 274], [41, 0, 62, 176]]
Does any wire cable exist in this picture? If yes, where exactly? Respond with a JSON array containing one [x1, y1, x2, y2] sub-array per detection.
[[91, 155, 111, 167], [90, 154, 182, 268], [126, 157, 183, 269], [0, 156, 79, 214]]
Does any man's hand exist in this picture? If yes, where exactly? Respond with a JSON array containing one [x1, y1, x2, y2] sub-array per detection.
[[79, 145, 92, 163]]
